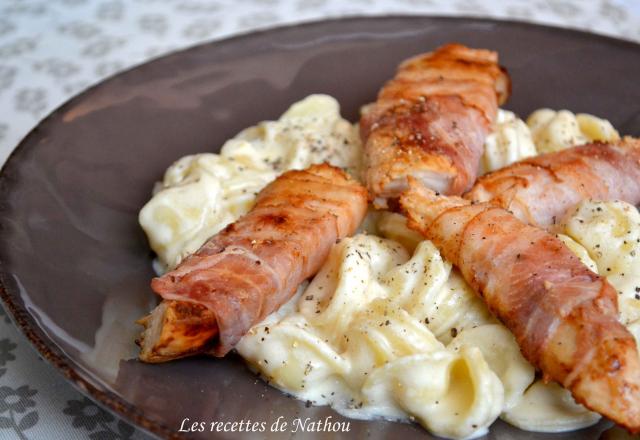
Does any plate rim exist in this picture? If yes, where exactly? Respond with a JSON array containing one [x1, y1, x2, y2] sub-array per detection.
[[1, 14, 639, 440]]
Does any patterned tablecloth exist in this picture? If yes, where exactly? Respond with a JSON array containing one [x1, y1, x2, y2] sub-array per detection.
[[0, 1, 639, 439]]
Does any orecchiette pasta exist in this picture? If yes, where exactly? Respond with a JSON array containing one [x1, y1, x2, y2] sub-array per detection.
[[139, 154, 274, 271], [380, 240, 495, 345], [448, 324, 534, 410], [139, 94, 362, 271], [480, 109, 537, 174], [527, 108, 619, 153], [298, 236, 409, 345], [343, 299, 444, 390], [480, 108, 619, 173], [502, 381, 601, 432], [361, 349, 503, 439], [237, 230, 604, 438], [555, 233, 599, 274], [141, 95, 630, 439], [376, 211, 424, 253], [563, 200, 640, 344], [237, 235, 505, 439]]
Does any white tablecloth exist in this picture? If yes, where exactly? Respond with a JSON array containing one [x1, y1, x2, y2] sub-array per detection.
[[0, 1, 639, 439]]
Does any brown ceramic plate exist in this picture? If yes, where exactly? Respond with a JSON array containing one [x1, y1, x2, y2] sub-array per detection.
[[1, 16, 639, 440]]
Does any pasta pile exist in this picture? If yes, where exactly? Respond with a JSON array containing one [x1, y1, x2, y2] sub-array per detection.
[[563, 200, 640, 346], [238, 235, 504, 439], [480, 109, 536, 174], [528, 108, 620, 153], [141, 94, 631, 439], [139, 94, 362, 271], [481, 108, 619, 173]]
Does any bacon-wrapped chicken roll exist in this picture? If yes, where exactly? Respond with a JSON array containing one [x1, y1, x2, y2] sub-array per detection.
[[361, 43, 510, 207], [466, 137, 640, 230], [400, 179, 640, 432], [138, 163, 368, 362]]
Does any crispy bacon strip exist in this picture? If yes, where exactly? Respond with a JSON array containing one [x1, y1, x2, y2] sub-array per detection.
[[138, 163, 368, 362], [361, 43, 510, 207], [400, 179, 640, 432], [466, 137, 640, 230]]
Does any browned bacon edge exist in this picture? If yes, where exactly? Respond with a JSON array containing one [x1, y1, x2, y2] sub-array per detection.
[[466, 137, 640, 230], [137, 163, 368, 362], [361, 43, 510, 207], [400, 178, 640, 432]]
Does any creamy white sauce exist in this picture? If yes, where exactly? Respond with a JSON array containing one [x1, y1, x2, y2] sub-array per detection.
[[139, 98, 627, 439], [502, 381, 601, 432], [527, 108, 620, 153], [480, 109, 536, 174], [236, 236, 504, 440], [563, 200, 640, 345], [139, 94, 362, 271]]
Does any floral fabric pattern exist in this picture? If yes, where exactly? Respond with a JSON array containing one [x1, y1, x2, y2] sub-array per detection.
[[0, 0, 639, 439], [0, 339, 39, 440], [0, 385, 38, 440], [63, 398, 135, 440]]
